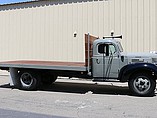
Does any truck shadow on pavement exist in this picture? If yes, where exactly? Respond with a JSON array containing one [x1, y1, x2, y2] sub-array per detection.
[[0, 82, 131, 96], [0, 82, 156, 96], [39, 82, 131, 96]]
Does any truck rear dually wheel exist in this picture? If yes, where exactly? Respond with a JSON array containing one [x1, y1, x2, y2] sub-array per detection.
[[18, 71, 41, 90], [41, 73, 57, 86], [128, 73, 156, 96]]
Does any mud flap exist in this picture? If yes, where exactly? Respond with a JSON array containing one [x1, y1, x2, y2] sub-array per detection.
[[9, 68, 18, 87]]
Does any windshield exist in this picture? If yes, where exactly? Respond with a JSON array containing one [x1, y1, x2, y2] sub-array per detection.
[[117, 42, 123, 52]]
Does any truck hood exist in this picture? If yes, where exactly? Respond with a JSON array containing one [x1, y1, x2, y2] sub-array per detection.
[[121, 52, 157, 58], [121, 52, 157, 64]]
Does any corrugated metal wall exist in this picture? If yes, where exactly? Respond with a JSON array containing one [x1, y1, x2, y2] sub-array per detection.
[[0, 0, 156, 62]]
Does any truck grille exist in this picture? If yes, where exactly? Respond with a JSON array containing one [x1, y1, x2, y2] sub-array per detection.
[[132, 59, 144, 63]]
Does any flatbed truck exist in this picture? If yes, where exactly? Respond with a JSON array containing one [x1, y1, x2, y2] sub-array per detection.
[[0, 33, 157, 97]]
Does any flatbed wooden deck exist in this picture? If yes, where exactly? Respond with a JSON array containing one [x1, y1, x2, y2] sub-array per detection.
[[0, 60, 87, 71]]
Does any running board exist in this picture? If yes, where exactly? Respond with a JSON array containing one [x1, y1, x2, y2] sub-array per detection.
[[93, 78, 120, 82]]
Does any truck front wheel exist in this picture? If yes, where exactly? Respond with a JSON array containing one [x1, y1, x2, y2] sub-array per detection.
[[128, 73, 156, 96], [18, 71, 41, 90]]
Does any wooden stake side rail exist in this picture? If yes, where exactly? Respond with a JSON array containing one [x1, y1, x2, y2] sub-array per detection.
[[0, 60, 87, 71]]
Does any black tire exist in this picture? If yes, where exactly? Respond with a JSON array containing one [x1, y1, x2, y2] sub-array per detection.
[[128, 73, 156, 96], [41, 73, 57, 86], [18, 71, 41, 90]]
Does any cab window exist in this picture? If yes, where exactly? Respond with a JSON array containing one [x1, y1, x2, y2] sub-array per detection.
[[109, 44, 116, 54], [98, 43, 116, 56], [98, 44, 106, 54]]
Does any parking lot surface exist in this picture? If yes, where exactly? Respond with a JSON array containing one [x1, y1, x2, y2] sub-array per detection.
[[0, 71, 157, 118]]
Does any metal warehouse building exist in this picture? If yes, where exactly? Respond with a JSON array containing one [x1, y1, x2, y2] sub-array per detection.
[[0, 0, 156, 62]]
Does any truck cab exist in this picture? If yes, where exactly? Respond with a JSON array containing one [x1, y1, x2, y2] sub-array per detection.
[[92, 35, 157, 96], [92, 37, 125, 80]]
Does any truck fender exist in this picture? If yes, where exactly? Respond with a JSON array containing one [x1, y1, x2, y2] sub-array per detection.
[[118, 63, 157, 82]]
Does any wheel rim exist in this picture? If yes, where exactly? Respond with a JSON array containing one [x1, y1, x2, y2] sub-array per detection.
[[133, 76, 151, 94], [20, 72, 33, 87]]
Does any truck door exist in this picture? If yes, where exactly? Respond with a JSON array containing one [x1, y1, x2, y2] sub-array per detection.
[[93, 43, 120, 79]]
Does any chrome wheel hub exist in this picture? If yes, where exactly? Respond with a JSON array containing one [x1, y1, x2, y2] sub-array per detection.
[[20, 73, 33, 87], [133, 76, 151, 93]]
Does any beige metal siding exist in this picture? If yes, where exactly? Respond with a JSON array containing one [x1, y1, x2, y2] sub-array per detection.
[[0, 0, 156, 62]]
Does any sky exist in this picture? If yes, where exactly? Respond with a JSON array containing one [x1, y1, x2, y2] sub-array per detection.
[[0, 0, 32, 4]]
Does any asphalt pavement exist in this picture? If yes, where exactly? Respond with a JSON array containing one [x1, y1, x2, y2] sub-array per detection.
[[0, 71, 157, 118], [0, 108, 67, 118]]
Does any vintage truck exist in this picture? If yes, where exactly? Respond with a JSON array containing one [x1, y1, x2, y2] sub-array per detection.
[[0, 33, 157, 97]]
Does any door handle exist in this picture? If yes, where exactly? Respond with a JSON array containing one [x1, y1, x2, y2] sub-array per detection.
[[96, 59, 100, 64]]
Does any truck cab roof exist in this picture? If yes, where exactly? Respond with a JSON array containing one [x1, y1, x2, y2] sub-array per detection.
[[93, 38, 123, 54], [93, 38, 120, 45]]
